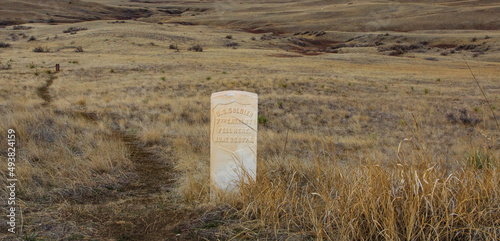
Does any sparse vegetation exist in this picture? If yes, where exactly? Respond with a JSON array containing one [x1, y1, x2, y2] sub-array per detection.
[[12, 25, 33, 30], [0, 42, 10, 48], [188, 44, 203, 52], [224, 41, 239, 47], [465, 148, 496, 169], [446, 108, 482, 126], [32, 46, 50, 53], [0, 59, 13, 70], [22, 229, 44, 241], [63, 26, 88, 34], [257, 115, 267, 124], [169, 44, 178, 50], [76, 98, 87, 106], [8, 33, 19, 41], [379, 44, 425, 56]]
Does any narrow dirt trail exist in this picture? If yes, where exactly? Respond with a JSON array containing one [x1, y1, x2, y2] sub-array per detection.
[[92, 130, 184, 240], [36, 73, 56, 106], [72, 113, 188, 240], [118, 132, 173, 194], [35, 78, 189, 239]]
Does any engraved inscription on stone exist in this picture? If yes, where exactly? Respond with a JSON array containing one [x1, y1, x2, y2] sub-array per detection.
[[210, 91, 258, 197]]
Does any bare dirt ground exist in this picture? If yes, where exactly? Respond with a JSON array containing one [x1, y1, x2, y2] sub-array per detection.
[[1, 0, 500, 240]]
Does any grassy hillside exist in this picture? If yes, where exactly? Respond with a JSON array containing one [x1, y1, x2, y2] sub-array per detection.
[[0, 0, 499, 240], [0, 0, 151, 26], [156, 0, 500, 32]]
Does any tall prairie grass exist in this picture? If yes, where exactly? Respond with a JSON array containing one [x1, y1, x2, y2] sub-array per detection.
[[177, 119, 499, 240]]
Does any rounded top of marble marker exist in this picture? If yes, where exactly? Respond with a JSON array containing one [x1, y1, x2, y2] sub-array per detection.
[[211, 90, 258, 98]]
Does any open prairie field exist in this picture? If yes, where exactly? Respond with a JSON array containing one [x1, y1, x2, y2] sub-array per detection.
[[0, 0, 499, 240]]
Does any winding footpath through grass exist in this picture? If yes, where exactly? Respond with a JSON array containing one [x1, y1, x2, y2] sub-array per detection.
[[36, 73, 56, 106], [35, 74, 188, 239]]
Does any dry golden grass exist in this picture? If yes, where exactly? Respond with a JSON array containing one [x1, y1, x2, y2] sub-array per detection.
[[1, 1, 500, 239], [0, 103, 131, 200], [226, 128, 500, 240]]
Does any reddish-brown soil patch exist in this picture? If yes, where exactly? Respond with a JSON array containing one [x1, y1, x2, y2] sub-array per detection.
[[242, 28, 273, 34], [171, 21, 195, 25], [287, 45, 327, 56], [301, 38, 338, 48], [268, 53, 303, 58], [242, 27, 285, 34], [433, 44, 458, 49]]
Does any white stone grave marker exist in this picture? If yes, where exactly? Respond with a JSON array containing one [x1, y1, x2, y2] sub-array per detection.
[[210, 90, 258, 198]]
